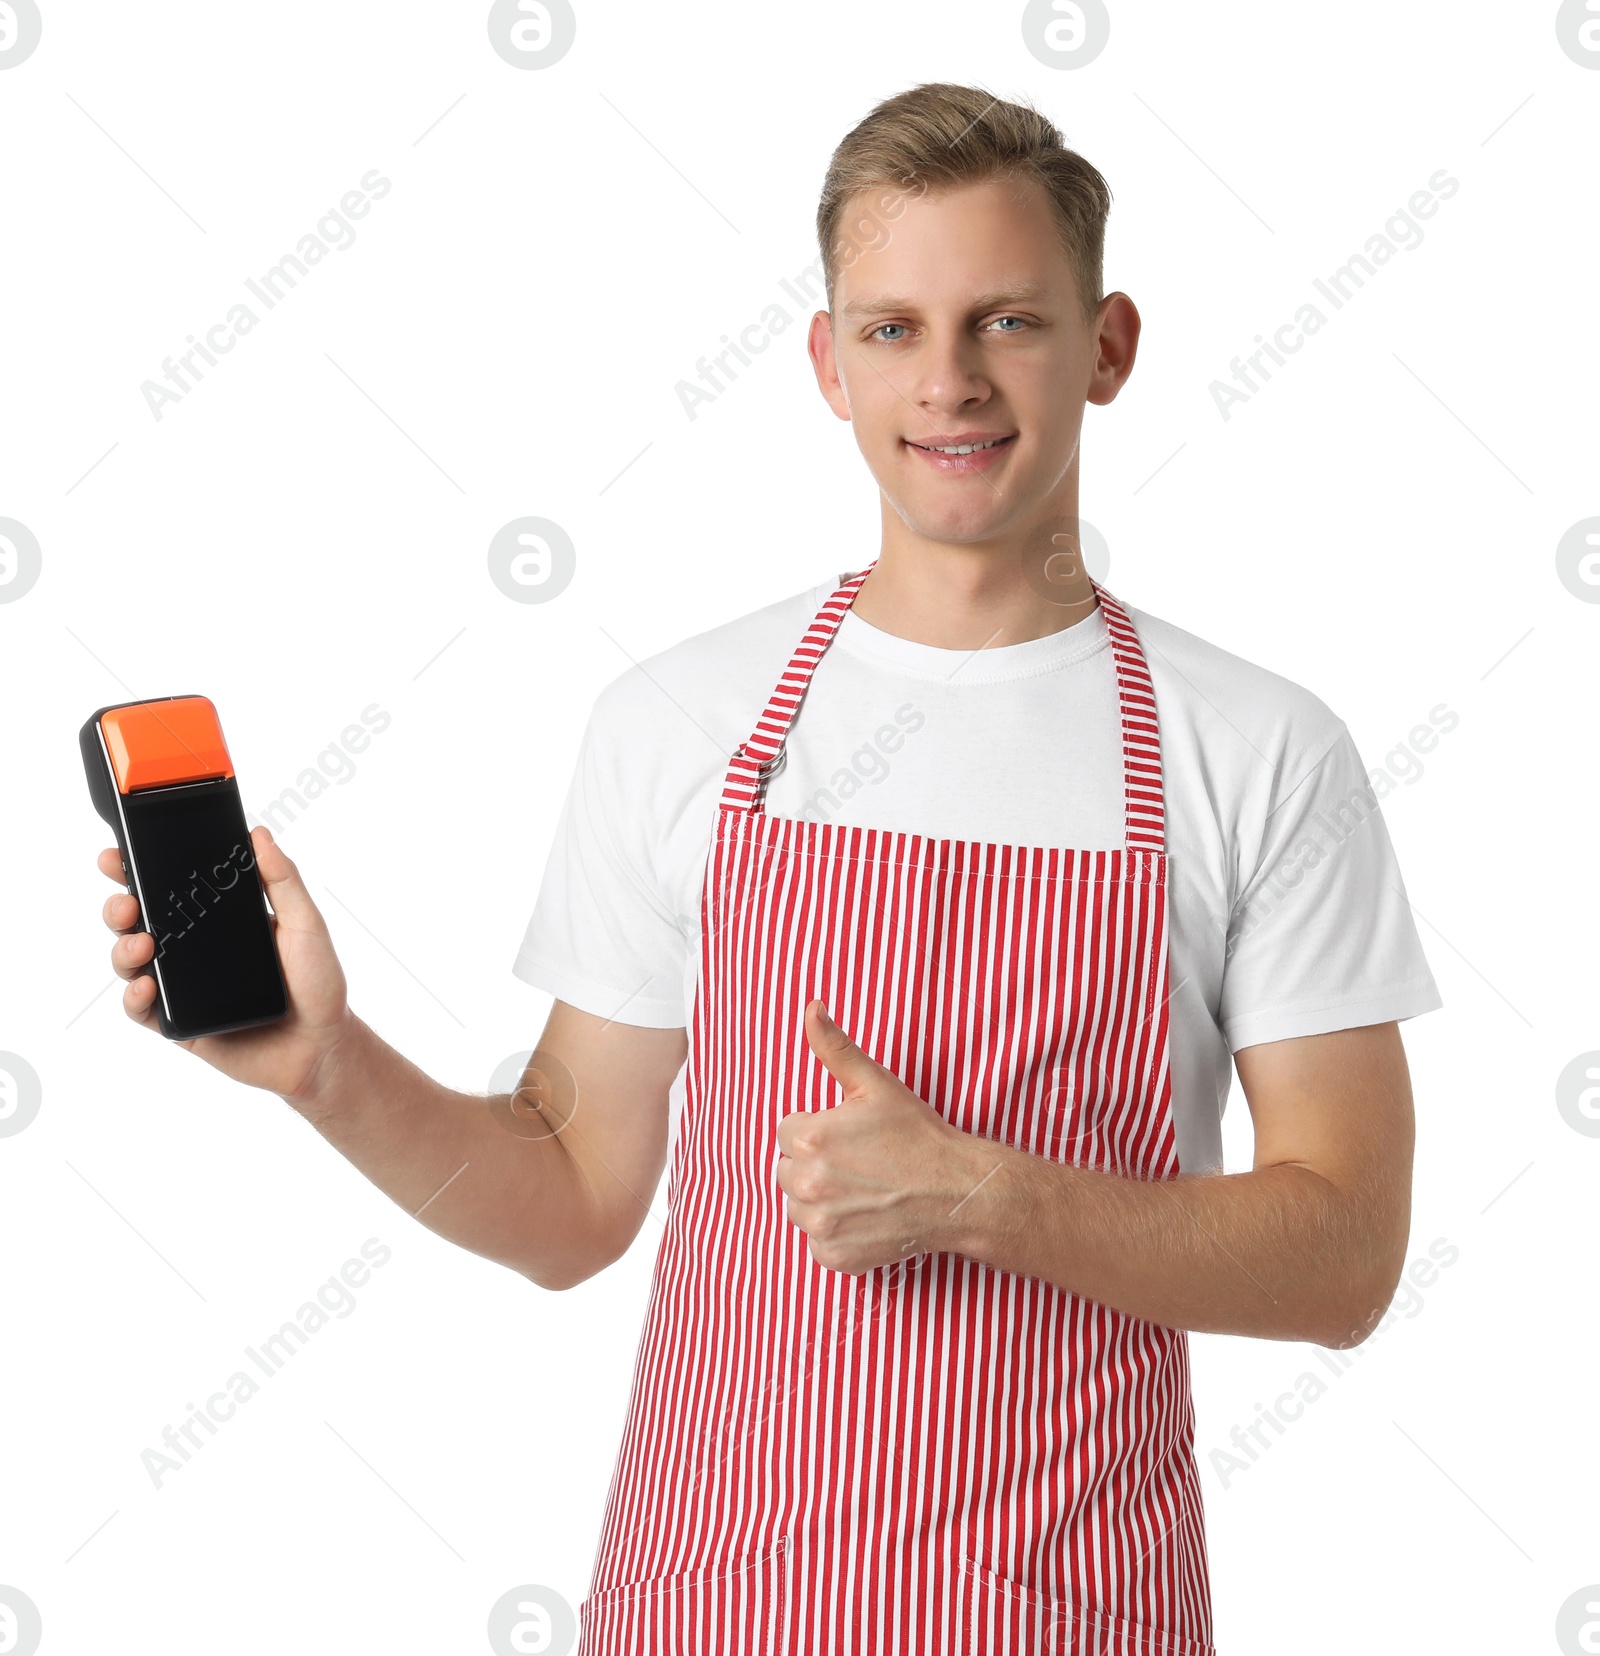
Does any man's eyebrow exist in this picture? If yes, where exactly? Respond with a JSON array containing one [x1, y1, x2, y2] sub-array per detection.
[[837, 283, 1050, 319]]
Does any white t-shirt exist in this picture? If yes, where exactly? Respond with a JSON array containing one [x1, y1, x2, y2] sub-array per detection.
[[512, 573, 1443, 1174]]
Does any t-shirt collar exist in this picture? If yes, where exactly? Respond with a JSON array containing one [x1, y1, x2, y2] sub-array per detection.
[[820, 582, 1110, 686]]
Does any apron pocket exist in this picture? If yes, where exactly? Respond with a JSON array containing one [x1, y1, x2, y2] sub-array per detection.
[[959, 1555, 1215, 1656], [578, 1535, 787, 1656]]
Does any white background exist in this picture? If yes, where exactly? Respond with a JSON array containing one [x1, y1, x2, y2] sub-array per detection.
[[2, 2, 1596, 1652]]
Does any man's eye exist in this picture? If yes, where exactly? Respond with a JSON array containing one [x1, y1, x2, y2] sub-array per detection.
[[988, 315, 1028, 333], [870, 323, 910, 343]]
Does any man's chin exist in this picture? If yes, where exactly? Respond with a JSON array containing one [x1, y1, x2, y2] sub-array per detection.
[[881, 492, 1033, 549]]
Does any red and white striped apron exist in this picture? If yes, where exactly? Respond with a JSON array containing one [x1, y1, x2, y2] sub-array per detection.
[[576, 566, 1214, 1655]]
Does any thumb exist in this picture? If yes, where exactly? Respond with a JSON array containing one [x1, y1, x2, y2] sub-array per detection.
[[803, 999, 882, 1098], [250, 825, 330, 936]]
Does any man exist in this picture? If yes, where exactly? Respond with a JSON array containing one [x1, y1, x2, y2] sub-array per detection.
[[99, 83, 1441, 1655]]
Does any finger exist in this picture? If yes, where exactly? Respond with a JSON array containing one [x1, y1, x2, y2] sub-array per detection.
[[803, 999, 882, 1095], [122, 969, 161, 1025], [110, 924, 156, 982], [250, 826, 329, 936], [99, 848, 141, 937], [102, 886, 142, 934]]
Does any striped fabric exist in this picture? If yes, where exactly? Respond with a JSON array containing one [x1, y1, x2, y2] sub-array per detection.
[[578, 569, 1213, 1655], [718, 567, 875, 814]]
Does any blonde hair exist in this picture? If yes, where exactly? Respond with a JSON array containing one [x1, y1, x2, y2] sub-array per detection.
[[816, 82, 1112, 326]]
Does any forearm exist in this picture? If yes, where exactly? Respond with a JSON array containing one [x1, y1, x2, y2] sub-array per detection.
[[940, 1132, 1399, 1347], [288, 1011, 598, 1290]]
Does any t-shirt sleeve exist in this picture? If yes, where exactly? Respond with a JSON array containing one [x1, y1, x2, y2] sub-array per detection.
[[509, 694, 691, 1029], [1218, 724, 1443, 1052]]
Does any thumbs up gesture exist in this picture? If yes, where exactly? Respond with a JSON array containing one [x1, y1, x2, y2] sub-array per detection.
[[776, 999, 982, 1275]]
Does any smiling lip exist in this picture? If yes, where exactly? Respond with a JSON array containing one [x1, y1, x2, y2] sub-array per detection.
[[903, 432, 1017, 474]]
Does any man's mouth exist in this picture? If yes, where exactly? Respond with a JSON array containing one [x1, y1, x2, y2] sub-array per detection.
[[905, 434, 1016, 455], [902, 432, 1018, 473]]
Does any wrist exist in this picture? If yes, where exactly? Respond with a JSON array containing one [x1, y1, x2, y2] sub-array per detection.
[[936, 1124, 1012, 1258], [284, 1006, 366, 1121]]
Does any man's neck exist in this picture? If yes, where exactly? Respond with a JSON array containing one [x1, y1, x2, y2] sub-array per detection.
[[851, 526, 1100, 652]]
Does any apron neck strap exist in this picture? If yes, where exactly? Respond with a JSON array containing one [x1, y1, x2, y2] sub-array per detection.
[[718, 563, 1166, 856], [1093, 579, 1167, 855]]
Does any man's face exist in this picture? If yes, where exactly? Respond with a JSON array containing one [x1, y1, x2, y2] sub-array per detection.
[[810, 175, 1134, 547]]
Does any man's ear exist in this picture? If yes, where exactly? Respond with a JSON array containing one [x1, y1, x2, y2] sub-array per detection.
[[1087, 291, 1141, 408], [808, 309, 853, 420]]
